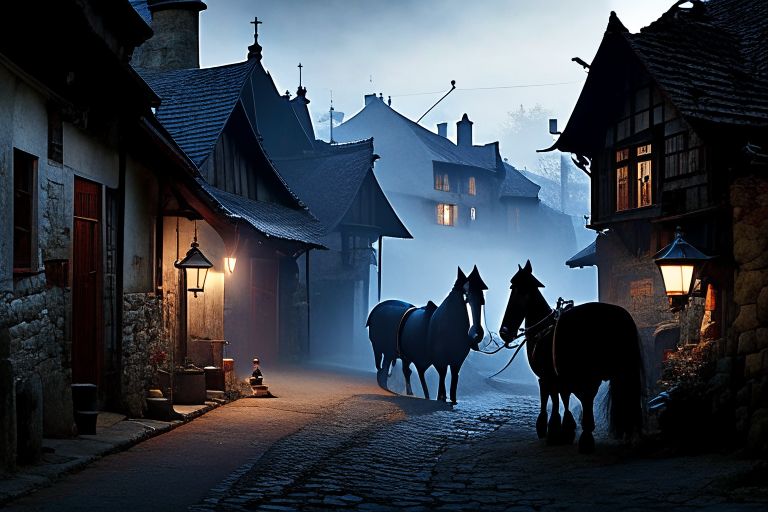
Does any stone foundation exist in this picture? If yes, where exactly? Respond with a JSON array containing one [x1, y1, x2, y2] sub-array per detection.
[[121, 293, 167, 417], [2, 274, 73, 438], [729, 175, 768, 453]]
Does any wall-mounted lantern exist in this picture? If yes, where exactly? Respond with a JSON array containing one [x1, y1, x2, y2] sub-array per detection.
[[175, 230, 213, 298], [653, 227, 713, 310], [225, 257, 237, 274]]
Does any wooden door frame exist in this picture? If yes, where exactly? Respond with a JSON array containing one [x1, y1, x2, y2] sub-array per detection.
[[71, 175, 104, 387]]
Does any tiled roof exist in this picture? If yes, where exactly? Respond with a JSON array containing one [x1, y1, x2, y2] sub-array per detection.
[[136, 60, 258, 166], [197, 179, 326, 248], [500, 162, 540, 199], [272, 139, 376, 232], [624, 0, 768, 126], [566, 240, 597, 268]]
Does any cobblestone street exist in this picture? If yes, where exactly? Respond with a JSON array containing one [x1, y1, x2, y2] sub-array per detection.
[[5, 365, 767, 511], [192, 374, 767, 512]]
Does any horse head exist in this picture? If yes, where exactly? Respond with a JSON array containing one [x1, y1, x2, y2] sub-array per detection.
[[499, 260, 544, 342], [466, 265, 488, 350]]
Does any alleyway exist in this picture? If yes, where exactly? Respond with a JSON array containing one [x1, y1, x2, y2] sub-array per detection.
[[5, 365, 767, 512]]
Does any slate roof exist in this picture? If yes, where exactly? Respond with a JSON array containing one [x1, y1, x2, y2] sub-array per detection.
[[623, 0, 768, 127], [129, 0, 152, 26], [272, 139, 376, 232], [136, 60, 258, 167], [500, 162, 540, 199], [197, 179, 326, 248], [566, 240, 597, 268], [344, 99, 502, 172]]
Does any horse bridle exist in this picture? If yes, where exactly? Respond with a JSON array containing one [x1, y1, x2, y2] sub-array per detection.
[[482, 297, 574, 379]]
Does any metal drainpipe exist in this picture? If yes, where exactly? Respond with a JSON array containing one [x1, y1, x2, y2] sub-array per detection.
[[116, 134, 126, 409], [306, 250, 310, 359]]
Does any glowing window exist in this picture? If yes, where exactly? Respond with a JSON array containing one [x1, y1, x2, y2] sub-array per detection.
[[437, 204, 456, 226], [616, 148, 629, 162], [434, 173, 442, 190], [637, 144, 651, 156], [468, 177, 476, 195], [617, 166, 629, 211], [442, 174, 450, 192], [637, 160, 652, 207]]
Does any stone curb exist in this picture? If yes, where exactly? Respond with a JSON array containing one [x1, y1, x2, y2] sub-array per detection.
[[0, 401, 222, 507]]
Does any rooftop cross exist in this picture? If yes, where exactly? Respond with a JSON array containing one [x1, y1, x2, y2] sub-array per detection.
[[298, 63, 303, 88], [247, 16, 263, 61]]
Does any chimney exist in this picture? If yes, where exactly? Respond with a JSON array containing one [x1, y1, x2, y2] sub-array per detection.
[[437, 123, 447, 138], [364, 94, 377, 106], [456, 113, 473, 147], [133, 0, 207, 71]]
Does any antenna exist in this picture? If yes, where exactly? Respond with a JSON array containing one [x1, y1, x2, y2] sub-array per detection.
[[329, 90, 334, 144], [417, 80, 456, 123]]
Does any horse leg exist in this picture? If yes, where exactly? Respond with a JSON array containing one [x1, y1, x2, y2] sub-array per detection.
[[560, 391, 577, 445], [377, 356, 392, 390], [417, 367, 430, 400], [402, 360, 414, 396], [536, 378, 549, 438], [578, 394, 596, 454], [546, 390, 561, 446], [436, 366, 447, 402], [449, 366, 460, 405]]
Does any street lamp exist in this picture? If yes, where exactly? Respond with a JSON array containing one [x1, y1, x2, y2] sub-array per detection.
[[175, 228, 213, 298], [653, 227, 712, 309]]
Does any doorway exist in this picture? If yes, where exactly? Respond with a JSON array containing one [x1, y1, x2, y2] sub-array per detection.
[[250, 258, 279, 363], [72, 177, 103, 386]]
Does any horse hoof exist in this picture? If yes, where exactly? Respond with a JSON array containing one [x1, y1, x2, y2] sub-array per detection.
[[451, 400, 457, 405], [536, 413, 547, 439], [578, 432, 595, 454], [561, 411, 577, 445], [546, 412, 561, 446]]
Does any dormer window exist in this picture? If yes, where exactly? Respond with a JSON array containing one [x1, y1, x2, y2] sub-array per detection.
[[434, 172, 450, 192]]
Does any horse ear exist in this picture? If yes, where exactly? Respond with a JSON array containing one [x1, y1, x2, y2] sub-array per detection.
[[524, 260, 532, 273], [518, 264, 522, 271], [468, 265, 488, 291], [457, 267, 467, 282], [425, 301, 438, 315]]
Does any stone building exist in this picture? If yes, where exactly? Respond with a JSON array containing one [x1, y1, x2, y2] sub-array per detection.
[[547, 0, 768, 452], [0, 0, 189, 471]]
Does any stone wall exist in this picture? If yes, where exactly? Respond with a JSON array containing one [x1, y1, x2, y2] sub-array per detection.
[[729, 174, 768, 452], [2, 274, 74, 438], [121, 293, 167, 417]]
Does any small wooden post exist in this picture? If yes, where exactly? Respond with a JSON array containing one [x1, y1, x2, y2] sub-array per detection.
[[377, 235, 383, 302]]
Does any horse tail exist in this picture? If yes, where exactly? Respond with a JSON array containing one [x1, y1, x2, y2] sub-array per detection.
[[605, 317, 645, 440]]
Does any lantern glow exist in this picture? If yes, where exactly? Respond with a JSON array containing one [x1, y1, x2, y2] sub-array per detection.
[[225, 257, 237, 274], [174, 232, 213, 298], [653, 227, 713, 304]]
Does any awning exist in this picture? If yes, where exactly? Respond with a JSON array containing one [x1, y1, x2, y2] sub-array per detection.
[[566, 240, 597, 268]]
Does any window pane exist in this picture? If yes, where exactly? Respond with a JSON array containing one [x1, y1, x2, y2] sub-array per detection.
[[616, 148, 629, 162], [634, 111, 649, 133], [468, 177, 476, 195], [437, 204, 444, 225], [617, 166, 629, 211], [637, 160, 652, 207], [434, 173, 442, 190], [637, 144, 651, 156], [443, 174, 450, 192], [617, 119, 630, 141]]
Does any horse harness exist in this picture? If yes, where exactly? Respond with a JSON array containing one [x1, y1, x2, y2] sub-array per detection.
[[396, 306, 419, 359], [486, 297, 574, 378]]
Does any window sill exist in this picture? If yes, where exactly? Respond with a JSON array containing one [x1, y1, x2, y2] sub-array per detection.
[[13, 268, 44, 277]]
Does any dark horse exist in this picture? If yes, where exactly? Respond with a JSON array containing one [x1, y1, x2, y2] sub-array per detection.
[[500, 261, 644, 453], [367, 266, 487, 403]]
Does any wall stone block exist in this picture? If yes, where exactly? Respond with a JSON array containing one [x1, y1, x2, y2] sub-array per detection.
[[738, 330, 758, 355], [745, 350, 768, 379], [752, 375, 768, 409], [747, 407, 768, 453], [758, 288, 768, 325], [737, 381, 751, 406], [733, 305, 759, 333], [734, 269, 768, 305]]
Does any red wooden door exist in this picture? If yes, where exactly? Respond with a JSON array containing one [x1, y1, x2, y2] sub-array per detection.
[[72, 178, 102, 386], [250, 258, 279, 363]]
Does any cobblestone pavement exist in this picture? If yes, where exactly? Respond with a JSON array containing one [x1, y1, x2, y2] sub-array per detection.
[[191, 388, 767, 512]]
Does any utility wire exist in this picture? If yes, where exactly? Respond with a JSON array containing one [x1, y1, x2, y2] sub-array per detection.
[[391, 78, 585, 98]]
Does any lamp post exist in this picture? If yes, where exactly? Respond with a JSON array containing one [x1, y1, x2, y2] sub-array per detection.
[[175, 229, 213, 298], [653, 227, 712, 310]]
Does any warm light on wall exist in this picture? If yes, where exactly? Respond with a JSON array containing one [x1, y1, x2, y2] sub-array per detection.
[[225, 257, 237, 274]]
